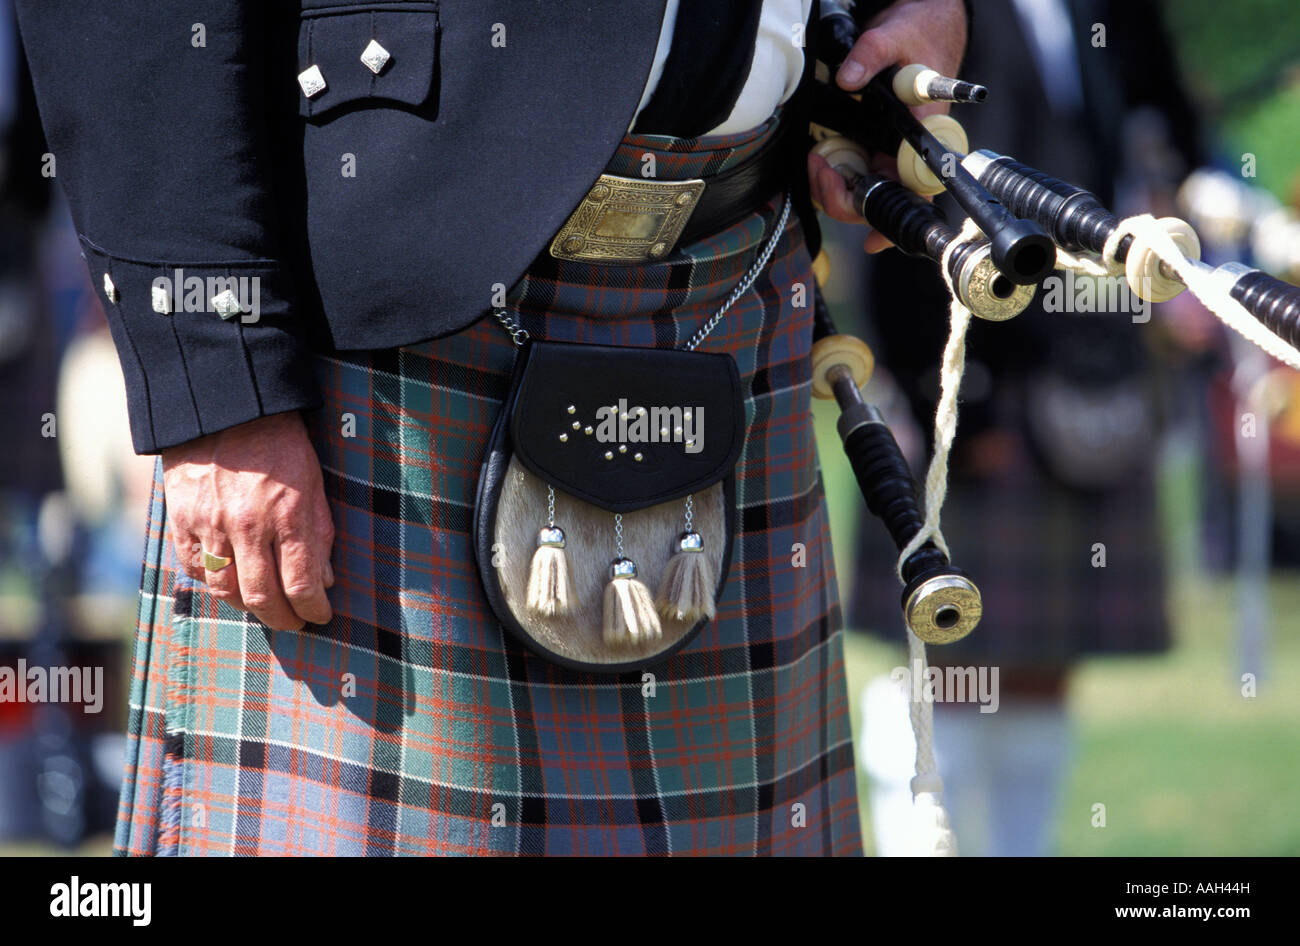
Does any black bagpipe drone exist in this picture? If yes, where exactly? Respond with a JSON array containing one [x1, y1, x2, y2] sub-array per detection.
[[804, 3, 1300, 650]]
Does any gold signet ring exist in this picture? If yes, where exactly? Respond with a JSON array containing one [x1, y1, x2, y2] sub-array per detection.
[[201, 550, 233, 572]]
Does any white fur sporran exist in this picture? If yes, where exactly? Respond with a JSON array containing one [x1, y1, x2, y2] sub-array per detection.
[[474, 339, 743, 672]]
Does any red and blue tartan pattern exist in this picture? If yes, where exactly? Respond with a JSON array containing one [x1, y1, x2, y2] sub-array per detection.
[[114, 121, 862, 856]]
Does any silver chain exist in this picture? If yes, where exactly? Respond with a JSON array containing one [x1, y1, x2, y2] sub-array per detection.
[[495, 308, 530, 347], [684, 195, 791, 352], [493, 193, 791, 351], [546, 484, 555, 528], [614, 513, 624, 557], [684, 494, 694, 532]]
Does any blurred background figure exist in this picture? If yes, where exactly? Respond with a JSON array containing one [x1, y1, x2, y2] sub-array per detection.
[[847, 0, 1203, 856], [0, 0, 151, 850], [0, 0, 64, 842]]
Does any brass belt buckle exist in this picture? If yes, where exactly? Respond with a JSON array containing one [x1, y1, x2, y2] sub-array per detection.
[[549, 174, 706, 264]]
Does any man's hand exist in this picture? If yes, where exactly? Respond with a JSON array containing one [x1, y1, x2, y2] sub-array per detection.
[[807, 0, 969, 252], [162, 411, 335, 631]]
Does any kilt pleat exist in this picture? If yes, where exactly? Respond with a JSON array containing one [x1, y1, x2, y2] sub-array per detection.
[[113, 117, 863, 856]]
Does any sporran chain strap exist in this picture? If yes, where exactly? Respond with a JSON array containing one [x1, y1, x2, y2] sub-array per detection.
[[494, 309, 530, 347], [494, 195, 791, 350], [684, 196, 792, 352]]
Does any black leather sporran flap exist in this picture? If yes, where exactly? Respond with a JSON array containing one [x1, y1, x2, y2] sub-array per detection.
[[509, 340, 745, 512]]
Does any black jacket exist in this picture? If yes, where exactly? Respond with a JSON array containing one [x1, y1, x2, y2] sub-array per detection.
[[16, 0, 676, 453]]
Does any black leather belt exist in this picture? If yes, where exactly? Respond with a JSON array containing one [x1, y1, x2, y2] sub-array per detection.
[[548, 117, 794, 264]]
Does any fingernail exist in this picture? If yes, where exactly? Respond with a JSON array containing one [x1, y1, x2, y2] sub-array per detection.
[[324, 561, 335, 587], [839, 61, 865, 86]]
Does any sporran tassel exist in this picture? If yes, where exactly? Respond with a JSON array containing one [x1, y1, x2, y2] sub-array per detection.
[[656, 495, 715, 623], [526, 485, 576, 617], [656, 532, 715, 623], [602, 514, 662, 646]]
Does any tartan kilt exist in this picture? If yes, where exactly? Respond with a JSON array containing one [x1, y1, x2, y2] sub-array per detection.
[[113, 118, 863, 856], [848, 435, 1170, 665]]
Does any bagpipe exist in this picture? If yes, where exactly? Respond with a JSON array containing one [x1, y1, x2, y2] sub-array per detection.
[[802, 5, 1300, 854], [805, 5, 1300, 651]]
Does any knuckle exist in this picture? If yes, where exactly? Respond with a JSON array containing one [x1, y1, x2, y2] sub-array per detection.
[[853, 32, 892, 65], [242, 592, 272, 611], [852, 32, 882, 55], [283, 581, 318, 602], [189, 502, 219, 533], [205, 568, 236, 588], [230, 505, 264, 537], [209, 587, 243, 606]]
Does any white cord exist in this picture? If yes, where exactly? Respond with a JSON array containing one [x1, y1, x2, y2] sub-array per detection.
[[906, 626, 958, 856], [892, 217, 982, 858], [895, 216, 982, 579], [1053, 244, 1114, 278], [1054, 213, 1300, 371]]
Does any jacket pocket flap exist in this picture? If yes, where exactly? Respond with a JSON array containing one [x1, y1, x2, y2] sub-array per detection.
[[298, 5, 439, 119]]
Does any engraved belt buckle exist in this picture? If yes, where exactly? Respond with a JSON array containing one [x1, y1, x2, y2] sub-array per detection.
[[549, 174, 706, 264]]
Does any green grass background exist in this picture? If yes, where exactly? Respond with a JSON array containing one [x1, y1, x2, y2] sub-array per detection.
[[1165, 0, 1300, 200]]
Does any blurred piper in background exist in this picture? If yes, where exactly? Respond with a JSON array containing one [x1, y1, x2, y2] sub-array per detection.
[[849, 0, 1204, 856]]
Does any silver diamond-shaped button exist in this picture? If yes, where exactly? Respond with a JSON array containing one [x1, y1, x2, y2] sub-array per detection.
[[360, 39, 391, 75], [211, 289, 243, 320], [297, 64, 327, 98], [151, 284, 171, 314], [103, 273, 119, 303]]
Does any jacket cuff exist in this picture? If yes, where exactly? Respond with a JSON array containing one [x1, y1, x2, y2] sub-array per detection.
[[83, 240, 323, 455]]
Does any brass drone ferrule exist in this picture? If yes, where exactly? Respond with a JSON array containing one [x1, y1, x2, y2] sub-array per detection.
[[953, 241, 1037, 321], [904, 573, 983, 645]]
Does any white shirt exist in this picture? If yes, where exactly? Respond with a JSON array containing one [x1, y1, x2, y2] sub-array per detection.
[[1010, 0, 1085, 115], [632, 0, 814, 135]]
